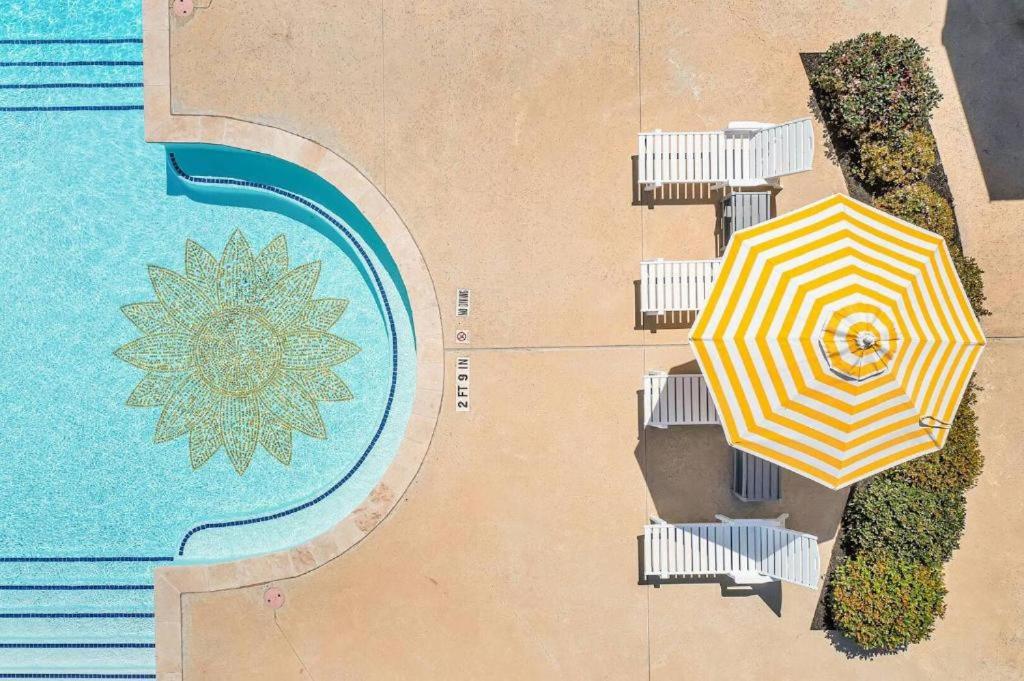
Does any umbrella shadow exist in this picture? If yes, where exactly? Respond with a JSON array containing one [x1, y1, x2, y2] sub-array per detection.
[[634, 360, 849, 616]]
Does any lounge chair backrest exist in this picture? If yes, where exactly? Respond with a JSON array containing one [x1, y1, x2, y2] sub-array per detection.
[[740, 118, 815, 182]]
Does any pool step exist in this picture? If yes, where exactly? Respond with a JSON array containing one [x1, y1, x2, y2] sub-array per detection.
[[0, 644, 155, 674], [0, 613, 154, 642], [0, 586, 154, 613], [0, 557, 162, 676], [0, 39, 143, 64], [0, 37, 142, 111], [0, 573, 158, 678], [0, 560, 165, 587]]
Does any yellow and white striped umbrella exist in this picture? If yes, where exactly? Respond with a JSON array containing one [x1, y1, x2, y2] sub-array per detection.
[[691, 194, 985, 489]]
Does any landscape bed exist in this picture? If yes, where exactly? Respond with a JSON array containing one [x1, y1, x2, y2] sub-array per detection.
[[802, 33, 988, 652]]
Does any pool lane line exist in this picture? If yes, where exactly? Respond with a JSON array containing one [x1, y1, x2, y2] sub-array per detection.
[[0, 643, 154, 649], [0, 557, 171, 561], [0, 39, 142, 45], [168, 152, 399, 557], [0, 675, 155, 680], [0, 613, 153, 619], [0, 557, 171, 563], [0, 585, 152, 591], [0, 105, 143, 112], [0, 82, 142, 89], [0, 61, 142, 67]]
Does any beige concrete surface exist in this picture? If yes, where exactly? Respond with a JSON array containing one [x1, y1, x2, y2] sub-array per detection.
[[169, 1, 385, 183], [159, 0, 1024, 679], [184, 348, 652, 680]]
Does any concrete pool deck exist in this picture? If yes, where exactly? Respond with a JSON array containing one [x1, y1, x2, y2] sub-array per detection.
[[144, 1, 1024, 679]]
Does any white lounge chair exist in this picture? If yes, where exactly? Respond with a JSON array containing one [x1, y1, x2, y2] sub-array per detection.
[[638, 118, 814, 190], [643, 515, 820, 589], [640, 258, 722, 315], [644, 371, 720, 427]]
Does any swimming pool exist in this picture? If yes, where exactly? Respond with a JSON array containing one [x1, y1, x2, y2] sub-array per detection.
[[0, 2, 416, 677]]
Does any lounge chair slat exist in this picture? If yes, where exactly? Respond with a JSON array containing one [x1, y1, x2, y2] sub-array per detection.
[[703, 525, 715, 573], [644, 525, 653, 576], [676, 526, 686, 574], [654, 132, 663, 186], [682, 526, 691, 574], [666, 525, 676, 575], [786, 533, 796, 582]]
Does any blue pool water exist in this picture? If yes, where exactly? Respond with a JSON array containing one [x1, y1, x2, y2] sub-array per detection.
[[0, 2, 416, 677]]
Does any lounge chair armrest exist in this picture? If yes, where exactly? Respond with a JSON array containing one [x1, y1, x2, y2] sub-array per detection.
[[726, 121, 774, 131], [716, 514, 789, 528], [728, 571, 777, 585]]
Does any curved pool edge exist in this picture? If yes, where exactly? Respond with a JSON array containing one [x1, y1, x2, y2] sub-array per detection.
[[144, 24, 442, 676]]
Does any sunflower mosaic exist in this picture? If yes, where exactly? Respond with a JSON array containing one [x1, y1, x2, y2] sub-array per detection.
[[115, 230, 359, 474]]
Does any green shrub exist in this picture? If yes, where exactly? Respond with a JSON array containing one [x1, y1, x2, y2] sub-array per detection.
[[873, 184, 988, 317], [883, 384, 982, 493], [843, 478, 965, 564], [830, 552, 946, 650], [950, 245, 989, 318], [874, 182, 955, 242], [818, 32, 988, 655], [855, 131, 936, 188], [810, 33, 941, 144]]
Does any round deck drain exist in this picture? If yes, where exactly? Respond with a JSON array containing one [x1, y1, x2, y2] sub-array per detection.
[[263, 587, 285, 610], [172, 0, 194, 18]]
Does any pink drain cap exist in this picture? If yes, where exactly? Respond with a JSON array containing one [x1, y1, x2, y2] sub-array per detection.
[[264, 587, 285, 610], [172, 0, 194, 18]]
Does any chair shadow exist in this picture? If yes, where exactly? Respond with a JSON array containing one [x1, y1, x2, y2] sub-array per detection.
[[633, 360, 849, 622], [722, 581, 783, 617], [714, 200, 727, 257], [631, 155, 725, 208], [635, 359, 846, 539]]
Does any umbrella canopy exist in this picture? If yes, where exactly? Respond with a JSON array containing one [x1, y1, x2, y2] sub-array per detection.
[[691, 194, 985, 489]]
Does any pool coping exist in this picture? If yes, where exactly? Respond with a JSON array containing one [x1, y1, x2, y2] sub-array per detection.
[[141, 2, 443, 678]]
